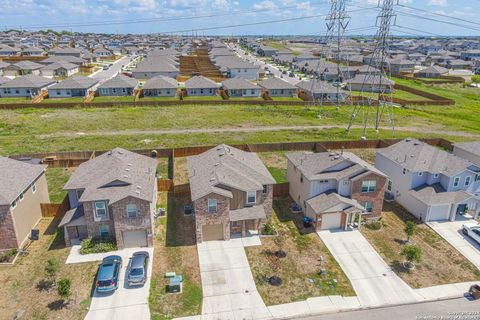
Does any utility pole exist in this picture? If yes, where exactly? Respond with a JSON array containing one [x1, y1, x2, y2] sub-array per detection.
[[347, 0, 396, 139]]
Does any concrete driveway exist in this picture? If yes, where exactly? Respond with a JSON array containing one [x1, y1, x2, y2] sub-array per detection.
[[317, 229, 421, 307], [83, 247, 154, 320], [197, 238, 272, 319], [427, 219, 480, 270], [89, 55, 135, 84]]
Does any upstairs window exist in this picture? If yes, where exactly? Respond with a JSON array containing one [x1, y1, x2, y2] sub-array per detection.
[[208, 199, 217, 214], [361, 180, 377, 193], [453, 177, 460, 187], [94, 201, 107, 218], [127, 204, 137, 218], [262, 185, 268, 195], [246, 191, 256, 205], [32, 183, 37, 193], [387, 180, 392, 192], [465, 176, 471, 186]]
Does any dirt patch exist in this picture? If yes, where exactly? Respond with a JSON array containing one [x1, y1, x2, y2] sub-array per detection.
[[0, 218, 98, 320], [337, 148, 377, 165], [245, 197, 355, 305], [258, 152, 288, 183], [362, 202, 480, 288], [173, 157, 189, 185]]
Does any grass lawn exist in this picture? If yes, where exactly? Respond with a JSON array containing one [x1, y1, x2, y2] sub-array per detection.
[[245, 197, 355, 305], [173, 157, 189, 185], [139, 96, 179, 102], [181, 96, 223, 101], [228, 97, 265, 101], [0, 97, 32, 103], [45, 167, 72, 203], [393, 90, 431, 101], [156, 157, 170, 180], [41, 98, 85, 104], [338, 149, 376, 165], [270, 97, 304, 101], [149, 192, 202, 320], [362, 202, 480, 288], [0, 218, 98, 320], [258, 152, 288, 183], [93, 96, 135, 102]]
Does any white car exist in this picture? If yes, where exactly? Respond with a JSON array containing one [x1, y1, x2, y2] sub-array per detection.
[[462, 223, 480, 245]]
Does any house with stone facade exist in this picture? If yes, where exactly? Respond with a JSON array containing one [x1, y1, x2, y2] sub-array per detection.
[[286, 151, 387, 230], [187, 144, 275, 242], [59, 148, 157, 249], [0, 157, 50, 250]]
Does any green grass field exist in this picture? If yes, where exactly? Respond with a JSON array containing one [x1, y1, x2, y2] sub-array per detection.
[[93, 96, 135, 102], [0, 97, 32, 103]]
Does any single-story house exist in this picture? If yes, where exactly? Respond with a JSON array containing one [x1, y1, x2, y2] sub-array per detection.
[[0, 75, 56, 98], [4, 61, 44, 77], [415, 65, 449, 78], [345, 74, 394, 93], [40, 61, 79, 78], [222, 77, 261, 98], [185, 76, 218, 96], [48, 75, 99, 98], [296, 79, 346, 102], [98, 74, 139, 96], [143, 75, 178, 97], [258, 77, 297, 97]]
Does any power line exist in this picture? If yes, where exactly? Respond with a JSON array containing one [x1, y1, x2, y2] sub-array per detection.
[[397, 4, 480, 27], [395, 10, 480, 33]]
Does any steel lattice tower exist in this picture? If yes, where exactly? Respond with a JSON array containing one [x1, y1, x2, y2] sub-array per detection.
[[347, 0, 396, 138]]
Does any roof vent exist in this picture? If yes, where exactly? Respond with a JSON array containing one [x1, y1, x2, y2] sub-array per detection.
[[209, 177, 215, 182], [135, 190, 140, 194], [125, 168, 130, 171], [123, 175, 129, 178], [214, 163, 220, 166], [128, 163, 132, 166]]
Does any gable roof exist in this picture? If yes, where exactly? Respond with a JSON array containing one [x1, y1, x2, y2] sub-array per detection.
[[454, 141, 480, 157], [40, 61, 78, 71], [50, 75, 98, 90], [99, 74, 139, 89], [417, 65, 448, 75], [258, 77, 296, 90], [0, 157, 46, 206], [143, 75, 178, 89], [185, 75, 218, 89], [0, 75, 55, 88], [307, 192, 364, 215], [187, 144, 275, 201], [222, 77, 259, 90], [64, 148, 157, 204]]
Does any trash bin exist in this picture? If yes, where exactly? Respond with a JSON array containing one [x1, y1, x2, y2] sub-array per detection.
[[469, 285, 480, 300]]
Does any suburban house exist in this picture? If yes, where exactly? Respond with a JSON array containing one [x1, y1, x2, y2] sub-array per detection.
[[286, 151, 387, 230], [143, 75, 178, 97], [0, 157, 50, 250], [0, 44, 21, 56], [40, 61, 79, 78], [48, 47, 82, 57], [258, 77, 297, 97], [388, 59, 415, 75], [48, 75, 99, 98], [375, 138, 480, 222], [296, 80, 346, 102], [257, 45, 278, 57], [453, 141, 480, 166], [213, 56, 260, 80], [415, 65, 449, 78], [222, 77, 261, 98], [0, 75, 55, 98], [60, 148, 158, 249], [4, 61, 44, 76], [98, 74, 139, 96], [0, 61, 9, 76], [346, 74, 394, 93], [185, 76, 218, 97], [187, 144, 275, 242]]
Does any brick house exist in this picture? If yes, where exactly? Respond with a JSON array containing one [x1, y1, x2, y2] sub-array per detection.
[[60, 148, 157, 249], [286, 151, 388, 230], [0, 157, 50, 250], [187, 145, 275, 242]]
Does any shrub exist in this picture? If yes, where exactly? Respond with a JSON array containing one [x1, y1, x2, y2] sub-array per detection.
[[472, 75, 480, 84], [57, 278, 71, 300], [80, 238, 117, 255], [402, 245, 422, 265], [365, 220, 382, 230], [262, 220, 277, 235], [0, 248, 18, 263], [45, 258, 60, 280], [404, 220, 418, 242]]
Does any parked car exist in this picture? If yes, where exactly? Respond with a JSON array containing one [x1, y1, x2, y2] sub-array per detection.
[[103, 64, 109, 70], [96, 255, 122, 293], [462, 223, 480, 245], [126, 251, 149, 287]]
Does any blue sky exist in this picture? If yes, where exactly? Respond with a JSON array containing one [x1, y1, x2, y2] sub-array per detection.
[[2, 0, 479, 36]]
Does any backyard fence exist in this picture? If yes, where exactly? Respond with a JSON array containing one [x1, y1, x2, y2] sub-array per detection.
[[273, 183, 290, 197], [41, 196, 70, 218]]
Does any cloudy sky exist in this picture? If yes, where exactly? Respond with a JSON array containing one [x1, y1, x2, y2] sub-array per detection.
[[2, 0, 479, 36]]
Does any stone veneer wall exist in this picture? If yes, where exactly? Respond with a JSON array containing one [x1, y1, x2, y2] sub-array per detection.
[[0, 205, 18, 249]]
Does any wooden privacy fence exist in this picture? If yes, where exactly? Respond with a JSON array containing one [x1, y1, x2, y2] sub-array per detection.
[[41, 196, 70, 218], [273, 183, 290, 197], [393, 84, 455, 106], [157, 179, 174, 192]]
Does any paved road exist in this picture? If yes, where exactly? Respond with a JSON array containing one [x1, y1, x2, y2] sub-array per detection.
[[299, 298, 480, 320], [317, 229, 422, 307], [89, 55, 136, 84], [428, 218, 480, 271], [197, 238, 271, 319]]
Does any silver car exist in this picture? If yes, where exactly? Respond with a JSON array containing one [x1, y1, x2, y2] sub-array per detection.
[[463, 223, 480, 245], [126, 251, 149, 287]]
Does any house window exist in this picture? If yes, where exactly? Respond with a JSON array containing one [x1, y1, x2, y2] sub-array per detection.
[[208, 199, 217, 213], [94, 201, 107, 218], [363, 201, 373, 212], [361, 180, 377, 193], [246, 191, 256, 205], [11, 200, 17, 209], [127, 204, 137, 218], [200, 89, 204, 94], [19, 193, 24, 201], [56, 90, 61, 95], [232, 221, 240, 228], [465, 176, 471, 186], [32, 183, 37, 193], [453, 177, 460, 187], [99, 225, 110, 238], [112, 88, 117, 93], [122, 88, 126, 93], [476, 174, 480, 181], [387, 180, 392, 192], [262, 185, 268, 195]]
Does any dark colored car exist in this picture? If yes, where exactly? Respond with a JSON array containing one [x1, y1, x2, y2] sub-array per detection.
[[96, 255, 122, 293], [127, 251, 149, 287]]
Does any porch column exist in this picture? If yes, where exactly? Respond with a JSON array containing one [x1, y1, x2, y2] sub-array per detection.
[[449, 204, 455, 222], [242, 220, 246, 237]]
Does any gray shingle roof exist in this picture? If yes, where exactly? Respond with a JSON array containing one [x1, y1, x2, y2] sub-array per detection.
[[64, 148, 157, 204], [306, 192, 364, 215], [222, 77, 259, 90], [0, 157, 46, 205], [0, 75, 55, 89], [50, 75, 98, 90], [0, 77, 11, 85], [296, 80, 339, 94], [454, 141, 480, 157], [40, 61, 78, 71], [12, 61, 43, 70], [258, 77, 296, 90], [143, 75, 178, 89], [187, 144, 275, 201], [346, 74, 394, 86], [99, 74, 139, 89], [185, 76, 218, 89], [408, 183, 474, 205]]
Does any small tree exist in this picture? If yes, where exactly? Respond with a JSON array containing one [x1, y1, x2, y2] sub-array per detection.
[[57, 278, 72, 300], [404, 220, 417, 243], [402, 245, 422, 269], [45, 258, 60, 281], [273, 228, 287, 257]]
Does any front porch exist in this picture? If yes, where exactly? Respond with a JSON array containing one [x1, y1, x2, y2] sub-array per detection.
[[229, 204, 267, 238], [59, 205, 88, 246]]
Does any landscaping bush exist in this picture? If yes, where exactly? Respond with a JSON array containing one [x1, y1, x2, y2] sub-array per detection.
[[472, 75, 480, 84], [262, 220, 277, 235], [404, 220, 418, 243], [45, 258, 60, 280], [0, 248, 18, 263], [365, 220, 383, 230], [402, 245, 422, 269], [80, 238, 117, 255], [57, 278, 71, 300]]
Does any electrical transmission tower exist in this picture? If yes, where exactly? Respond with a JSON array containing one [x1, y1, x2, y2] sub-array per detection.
[[346, 0, 396, 139]]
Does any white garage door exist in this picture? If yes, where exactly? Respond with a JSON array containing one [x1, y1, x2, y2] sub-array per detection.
[[320, 213, 342, 230], [429, 205, 450, 221], [123, 230, 148, 248]]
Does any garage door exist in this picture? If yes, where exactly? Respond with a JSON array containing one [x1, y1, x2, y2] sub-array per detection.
[[202, 224, 224, 241], [123, 230, 148, 248], [320, 213, 342, 230], [429, 205, 450, 221]]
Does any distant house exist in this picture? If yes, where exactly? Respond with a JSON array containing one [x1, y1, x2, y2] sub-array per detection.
[[257, 45, 278, 57], [98, 74, 139, 96], [460, 50, 480, 61], [40, 61, 79, 78], [143, 75, 178, 97], [296, 79, 346, 102], [4, 61, 44, 76], [445, 59, 471, 70], [40, 55, 85, 66], [213, 56, 260, 80], [345, 74, 394, 93], [93, 47, 112, 57], [222, 77, 261, 98], [61, 148, 157, 248], [294, 53, 317, 62], [48, 47, 82, 58], [258, 77, 297, 97], [388, 58, 415, 75], [187, 144, 275, 242], [0, 44, 21, 56], [415, 65, 449, 78], [375, 138, 480, 222], [131, 59, 179, 79], [48, 75, 99, 98], [0, 75, 55, 98], [0, 157, 49, 250], [21, 46, 44, 56], [286, 151, 387, 230], [185, 76, 218, 96], [453, 141, 480, 166]]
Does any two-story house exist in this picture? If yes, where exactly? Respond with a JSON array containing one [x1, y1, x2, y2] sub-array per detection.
[[375, 138, 480, 222], [60, 148, 157, 249], [286, 151, 388, 230], [453, 141, 480, 167], [187, 145, 275, 242]]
